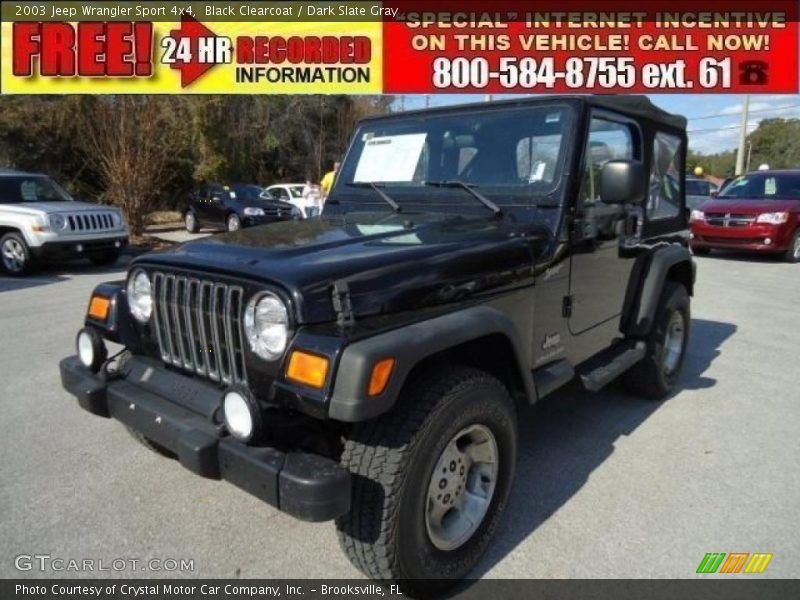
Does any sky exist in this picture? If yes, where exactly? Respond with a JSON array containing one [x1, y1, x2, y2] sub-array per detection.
[[394, 94, 800, 155]]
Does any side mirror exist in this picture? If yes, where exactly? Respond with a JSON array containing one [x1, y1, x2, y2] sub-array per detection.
[[599, 160, 646, 205]]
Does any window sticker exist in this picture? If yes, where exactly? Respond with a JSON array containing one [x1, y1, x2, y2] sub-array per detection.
[[20, 181, 37, 201], [764, 177, 777, 195], [354, 133, 427, 183]]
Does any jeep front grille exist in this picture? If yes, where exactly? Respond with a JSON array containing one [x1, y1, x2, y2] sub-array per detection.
[[67, 212, 117, 232], [152, 272, 247, 385]]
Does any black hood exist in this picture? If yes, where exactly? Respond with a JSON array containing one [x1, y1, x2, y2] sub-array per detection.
[[136, 212, 540, 324]]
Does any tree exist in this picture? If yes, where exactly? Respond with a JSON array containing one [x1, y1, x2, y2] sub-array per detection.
[[80, 97, 191, 236]]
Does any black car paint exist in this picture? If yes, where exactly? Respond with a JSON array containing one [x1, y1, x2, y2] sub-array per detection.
[[186, 183, 296, 230]]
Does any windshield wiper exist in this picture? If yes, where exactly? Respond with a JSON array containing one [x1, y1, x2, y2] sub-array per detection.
[[424, 180, 503, 217], [345, 182, 402, 212]]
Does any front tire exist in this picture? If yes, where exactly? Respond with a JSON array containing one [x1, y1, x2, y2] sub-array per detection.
[[622, 282, 690, 400], [336, 366, 517, 596], [226, 213, 241, 232], [1, 232, 33, 276], [785, 230, 800, 263]]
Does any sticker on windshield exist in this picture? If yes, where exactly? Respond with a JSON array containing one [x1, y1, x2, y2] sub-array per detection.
[[545, 112, 561, 123], [354, 133, 427, 183], [20, 181, 38, 201], [764, 177, 776, 195]]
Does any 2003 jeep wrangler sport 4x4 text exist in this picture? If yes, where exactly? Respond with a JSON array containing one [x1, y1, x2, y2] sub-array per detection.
[[61, 95, 695, 594]]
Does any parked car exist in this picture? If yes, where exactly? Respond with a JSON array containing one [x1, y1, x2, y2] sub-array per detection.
[[61, 96, 695, 594], [690, 169, 800, 262], [184, 183, 300, 233], [0, 169, 128, 275], [266, 183, 322, 218], [685, 176, 714, 210]]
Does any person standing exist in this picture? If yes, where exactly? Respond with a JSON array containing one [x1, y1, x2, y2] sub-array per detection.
[[320, 161, 340, 203]]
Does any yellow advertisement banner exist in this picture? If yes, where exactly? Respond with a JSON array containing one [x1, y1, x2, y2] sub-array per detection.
[[0, 19, 383, 94]]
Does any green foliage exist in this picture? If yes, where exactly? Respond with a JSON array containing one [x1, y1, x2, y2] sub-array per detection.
[[689, 117, 800, 177], [0, 94, 392, 225]]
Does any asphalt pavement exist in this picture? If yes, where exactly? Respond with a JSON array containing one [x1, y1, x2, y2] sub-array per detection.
[[0, 247, 798, 580]]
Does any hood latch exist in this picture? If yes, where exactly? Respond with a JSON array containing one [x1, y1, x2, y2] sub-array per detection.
[[332, 280, 355, 327]]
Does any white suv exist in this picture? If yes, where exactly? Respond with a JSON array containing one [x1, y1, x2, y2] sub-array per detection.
[[266, 183, 322, 219], [0, 170, 129, 276]]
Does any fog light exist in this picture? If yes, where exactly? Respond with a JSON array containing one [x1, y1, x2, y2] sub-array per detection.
[[114, 240, 122, 248], [76, 327, 107, 373], [764, 237, 772, 245], [223, 390, 259, 442], [76, 244, 84, 253]]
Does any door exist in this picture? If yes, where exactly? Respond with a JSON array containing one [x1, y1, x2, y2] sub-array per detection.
[[568, 114, 640, 335], [206, 184, 228, 226]]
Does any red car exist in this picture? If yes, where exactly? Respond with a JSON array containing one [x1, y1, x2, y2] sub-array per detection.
[[690, 170, 800, 263]]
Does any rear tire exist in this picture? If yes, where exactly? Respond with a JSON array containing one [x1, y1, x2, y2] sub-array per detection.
[[622, 282, 690, 400], [336, 366, 517, 597], [89, 250, 120, 267], [785, 230, 800, 263], [126, 426, 176, 459], [185, 210, 199, 233], [1, 232, 34, 276]]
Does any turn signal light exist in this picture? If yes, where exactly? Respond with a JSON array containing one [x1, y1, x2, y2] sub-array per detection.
[[88, 296, 110, 321], [368, 358, 395, 397], [286, 351, 329, 389]]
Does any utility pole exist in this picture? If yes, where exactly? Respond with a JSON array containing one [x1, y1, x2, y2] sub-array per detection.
[[735, 94, 750, 175]]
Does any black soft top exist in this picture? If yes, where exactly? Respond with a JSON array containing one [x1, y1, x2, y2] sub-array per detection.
[[361, 95, 687, 132]]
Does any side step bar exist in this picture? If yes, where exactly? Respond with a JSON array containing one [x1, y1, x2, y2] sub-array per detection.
[[579, 341, 646, 392]]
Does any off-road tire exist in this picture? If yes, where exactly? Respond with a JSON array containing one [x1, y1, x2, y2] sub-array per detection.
[[622, 282, 690, 400], [89, 250, 121, 267], [785, 230, 800, 263], [336, 366, 517, 597], [1, 232, 34, 276], [185, 210, 199, 233], [125, 426, 176, 459]]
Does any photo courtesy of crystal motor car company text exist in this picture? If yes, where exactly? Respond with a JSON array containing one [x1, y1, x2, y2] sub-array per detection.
[[1, 1, 799, 599]]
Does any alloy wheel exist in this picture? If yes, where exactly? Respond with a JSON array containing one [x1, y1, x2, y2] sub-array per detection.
[[1, 238, 26, 273], [425, 424, 498, 551]]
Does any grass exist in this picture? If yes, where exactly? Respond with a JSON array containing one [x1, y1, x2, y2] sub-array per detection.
[[146, 210, 182, 225]]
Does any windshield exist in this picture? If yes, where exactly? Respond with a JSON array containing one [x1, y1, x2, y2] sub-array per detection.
[[334, 104, 573, 209], [231, 184, 270, 202], [718, 172, 800, 200], [686, 179, 711, 196], [0, 176, 73, 203]]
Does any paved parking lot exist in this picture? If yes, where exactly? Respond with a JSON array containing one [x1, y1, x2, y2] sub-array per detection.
[[0, 250, 798, 579]]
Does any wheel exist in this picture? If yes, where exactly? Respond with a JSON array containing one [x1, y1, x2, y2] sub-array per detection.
[[785, 230, 800, 263], [185, 210, 199, 233], [691, 246, 711, 256], [89, 249, 120, 267], [1, 232, 33, 276], [226, 213, 241, 232], [336, 366, 517, 596], [622, 282, 690, 400], [126, 426, 176, 459]]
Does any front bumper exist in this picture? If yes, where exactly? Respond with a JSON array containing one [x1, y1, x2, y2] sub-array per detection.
[[32, 237, 128, 259], [690, 223, 790, 252], [59, 355, 351, 522]]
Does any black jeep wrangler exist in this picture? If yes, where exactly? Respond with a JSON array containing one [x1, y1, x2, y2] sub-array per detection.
[[60, 96, 694, 593]]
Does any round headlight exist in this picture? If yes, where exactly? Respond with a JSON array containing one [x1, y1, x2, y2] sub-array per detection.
[[223, 390, 255, 441], [49, 214, 67, 230], [243, 293, 290, 360], [126, 269, 152, 323]]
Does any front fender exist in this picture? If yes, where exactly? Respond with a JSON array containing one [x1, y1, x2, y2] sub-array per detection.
[[328, 305, 535, 422]]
